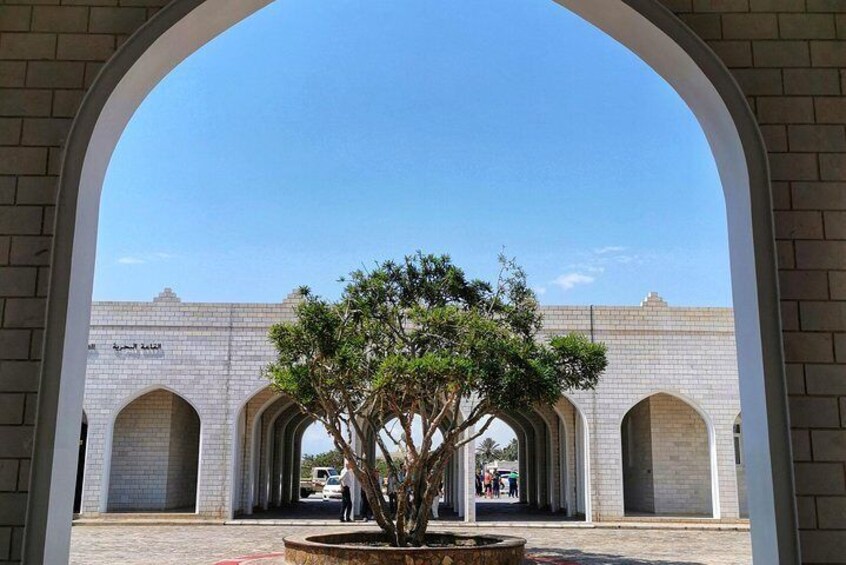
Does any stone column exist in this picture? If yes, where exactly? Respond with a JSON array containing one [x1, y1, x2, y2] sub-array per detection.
[[517, 432, 529, 505], [282, 415, 298, 504], [463, 433, 476, 523], [79, 413, 108, 515], [292, 429, 303, 503], [716, 418, 740, 519], [456, 445, 465, 518], [534, 417, 549, 509], [544, 410, 561, 513]]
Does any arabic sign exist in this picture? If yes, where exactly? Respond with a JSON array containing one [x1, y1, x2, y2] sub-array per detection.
[[112, 343, 163, 352]]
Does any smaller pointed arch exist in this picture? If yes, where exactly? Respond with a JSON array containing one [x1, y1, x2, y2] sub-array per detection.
[[620, 392, 715, 518], [106, 388, 201, 513]]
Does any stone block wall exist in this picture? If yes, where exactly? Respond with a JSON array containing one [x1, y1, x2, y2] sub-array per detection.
[[556, 301, 741, 520], [655, 1, 846, 559], [107, 389, 199, 512], [80, 294, 743, 526], [107, 390, 171, 511], [649, 393, 713, 516], [0, 1, 844, 562], [165, 395, 200, 510], [622, 398, 655, 513]]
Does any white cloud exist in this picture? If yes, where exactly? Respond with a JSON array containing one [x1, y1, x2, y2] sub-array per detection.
[[117, 252, 177, 266], [552, 272, 595, 291], [533, 286, 547, 296], [593, 246, 626, 255]]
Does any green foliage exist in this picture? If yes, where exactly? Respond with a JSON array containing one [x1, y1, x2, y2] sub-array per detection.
[[499, 438, 518, 462], [475, 437, 517, 471], [476, 438, 500, 468], [300, 450, 344, 478], [266, 252, 607, 546]]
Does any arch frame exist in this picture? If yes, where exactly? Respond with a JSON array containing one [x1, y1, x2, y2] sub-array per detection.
[[228, 382, 278, 516], [24, 0, 797, 562], [242, 390, 284, 515], [618, 390, 720, 519], [552, 395, 591, 520], [264, 400, 301, 508], [99, 384, 203, 514]]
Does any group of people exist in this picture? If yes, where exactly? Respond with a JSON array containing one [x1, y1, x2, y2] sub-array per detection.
[[475, 469, 519, 498], [337, 462, 442, 522]]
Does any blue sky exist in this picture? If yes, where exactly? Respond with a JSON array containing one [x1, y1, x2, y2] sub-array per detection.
[[94, 0, 732, 308]]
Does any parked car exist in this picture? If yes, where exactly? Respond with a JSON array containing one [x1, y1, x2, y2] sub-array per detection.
[[300, 466, 339, 498], [322, 475, 343, 500]]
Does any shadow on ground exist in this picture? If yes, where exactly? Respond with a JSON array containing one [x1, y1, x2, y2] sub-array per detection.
[[474, 499, 582, 522], [525, 549, 704, 565], [240, 496, 580, 523]]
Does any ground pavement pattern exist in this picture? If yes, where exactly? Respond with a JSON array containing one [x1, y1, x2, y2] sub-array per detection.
[[69, 525, 751, 565]]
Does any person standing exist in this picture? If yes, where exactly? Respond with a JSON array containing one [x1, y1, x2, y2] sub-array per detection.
[[387, 471, 399, 516], [492, 469, 500, 498], [483, 470, 492, 499], [339, 462, 353, 522], [508, 471, 518, 498], [431, 482, 441, 519]]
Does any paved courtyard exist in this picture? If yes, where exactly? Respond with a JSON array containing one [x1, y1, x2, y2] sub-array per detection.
[[70, 524, 752, 564]]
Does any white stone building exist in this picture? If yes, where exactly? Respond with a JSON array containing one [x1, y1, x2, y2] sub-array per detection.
[[77, 289, 747, 522]]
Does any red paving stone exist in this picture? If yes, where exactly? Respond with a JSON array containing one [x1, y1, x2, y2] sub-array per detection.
[[212, 551, 580, 564], [71, 524, 752, 564], [213, 553, 285, 565]]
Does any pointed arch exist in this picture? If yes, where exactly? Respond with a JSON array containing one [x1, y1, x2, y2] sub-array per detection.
[[104, 387, 201, 513], [620, 391, 716, 518], [26, 0, 796, 561]]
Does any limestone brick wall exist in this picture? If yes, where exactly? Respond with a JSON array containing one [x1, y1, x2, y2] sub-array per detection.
[[550, 298, 741, 520], [658, 2, 846, 560], [738, 465, 750, 517], [0, 1, 844, 562], [622, 399, 655, 513], [104, 389, 199, 512], [0, 2, 169, 558], [165, 396, 199, 510], [107, 390, 173, 511], [649, 393, 713, 515], [79, 293, 742, 527]]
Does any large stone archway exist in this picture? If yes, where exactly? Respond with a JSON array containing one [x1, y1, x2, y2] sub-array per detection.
[[16, 1, 802, 563]]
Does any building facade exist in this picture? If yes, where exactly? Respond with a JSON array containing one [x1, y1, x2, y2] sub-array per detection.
[[79, 289, 746, 523]]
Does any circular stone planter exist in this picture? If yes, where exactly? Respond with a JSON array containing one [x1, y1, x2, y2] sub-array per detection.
[[283, 531, 526, 565]]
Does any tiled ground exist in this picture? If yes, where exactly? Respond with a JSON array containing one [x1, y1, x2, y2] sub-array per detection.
[[69, 524, 751, 565]]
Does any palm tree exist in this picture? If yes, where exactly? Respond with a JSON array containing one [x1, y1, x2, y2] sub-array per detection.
[[499, 438, 518, 462], [476, 438, 500, 467]]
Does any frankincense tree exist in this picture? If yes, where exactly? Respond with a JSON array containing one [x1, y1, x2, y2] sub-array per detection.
[[265, 252, 606, 546]]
